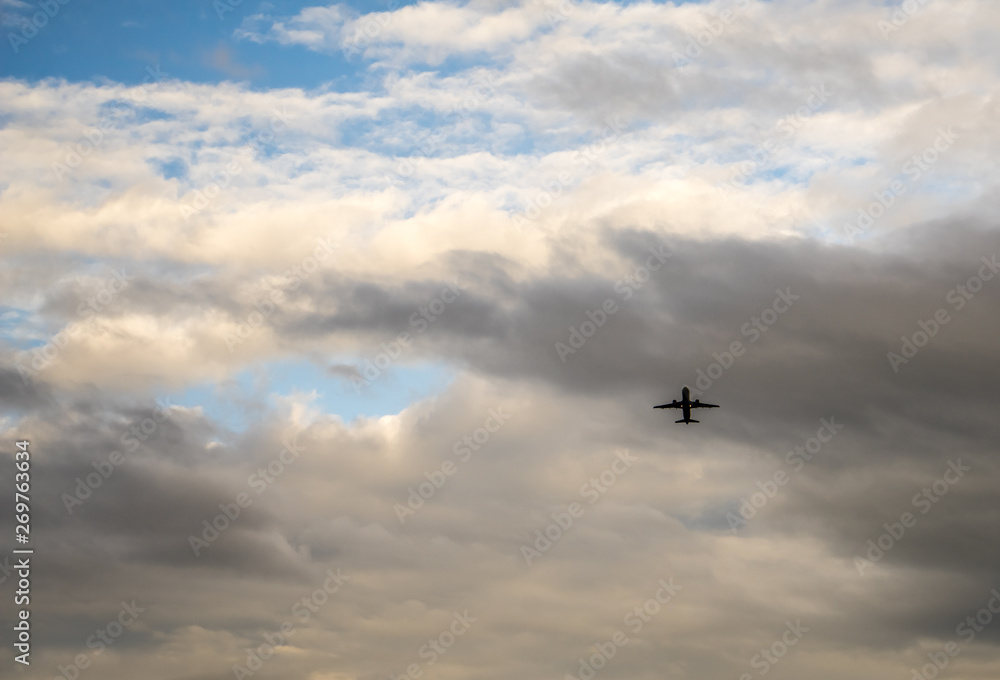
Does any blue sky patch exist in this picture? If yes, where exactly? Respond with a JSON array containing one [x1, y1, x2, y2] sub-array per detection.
[[161, 356, 455, 432]]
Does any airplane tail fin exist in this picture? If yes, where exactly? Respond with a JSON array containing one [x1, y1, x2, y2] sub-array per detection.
[[675, 419, 699, 424]]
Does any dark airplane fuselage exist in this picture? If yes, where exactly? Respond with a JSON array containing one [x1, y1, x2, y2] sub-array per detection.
[[680, 386, 692, 422]]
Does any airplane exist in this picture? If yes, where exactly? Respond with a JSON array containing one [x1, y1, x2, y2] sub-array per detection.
[[654, 386, 719, 424]]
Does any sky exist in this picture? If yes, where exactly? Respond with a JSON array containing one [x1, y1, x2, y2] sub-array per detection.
[[2, 0, 1000, 679]]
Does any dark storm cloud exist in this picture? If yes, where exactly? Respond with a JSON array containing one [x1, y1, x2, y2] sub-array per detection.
[[3, 213, 997, 676], [255, 218, 1000, 626], [0, 363, 54, 411], [0, 391, 311, 580], [275, 220, 1000, 435]]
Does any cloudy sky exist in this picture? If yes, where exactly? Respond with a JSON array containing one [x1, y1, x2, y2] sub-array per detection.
[[2, 0, 1000, 678]]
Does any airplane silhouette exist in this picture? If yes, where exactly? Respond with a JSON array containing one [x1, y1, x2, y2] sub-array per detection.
[[654, 386, 719, 424]]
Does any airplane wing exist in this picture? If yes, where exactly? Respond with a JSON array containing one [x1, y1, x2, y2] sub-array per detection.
[[654, 401, 682, 409], [691, 401, 719, 409]]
